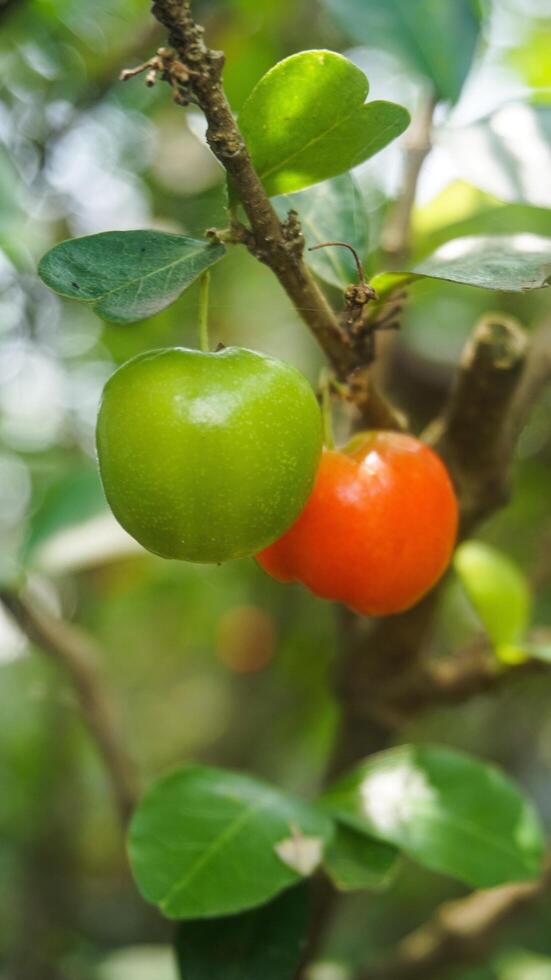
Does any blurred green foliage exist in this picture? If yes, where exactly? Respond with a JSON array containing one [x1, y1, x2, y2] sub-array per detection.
[[0, 0, 551, 977]]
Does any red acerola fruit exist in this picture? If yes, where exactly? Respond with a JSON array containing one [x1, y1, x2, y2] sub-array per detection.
[[256, 431, 458, 617]]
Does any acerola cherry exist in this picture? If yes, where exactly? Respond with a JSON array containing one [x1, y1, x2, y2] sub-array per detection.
[[96, 346, 322, 562], [257, 431, 458, 616]]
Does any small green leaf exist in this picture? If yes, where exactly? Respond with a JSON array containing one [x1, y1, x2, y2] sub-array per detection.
[[454, 541, 532, 650], [174, 884, 309, 980], [321, 0, 481, 103], [239, 50, 410, 197], [324, 823, 399, 892], [322, 744, 544, 889], [38, 231, 226, 324], [273, 174, 369, 288], [440, 103, 551, 207], [128, 765, 333, 920]]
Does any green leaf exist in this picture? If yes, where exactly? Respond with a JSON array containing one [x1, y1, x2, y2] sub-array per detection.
[[174, 884, 309, 980], [22, 464, 107, 562], [523, 640, 551, 663], [239, 51, 410, 197], [321, 0, 481, 103], [128, 765, 333, 920], [321, 744, 544, 889], [273, 174, 369, 288], [38, 231, 226, 324], [494, 947, 551, 980], [324, 823, 399, 892], [439, 103, 551, 207], [454, 541, 532, 649], [414, 202, 551, 263]]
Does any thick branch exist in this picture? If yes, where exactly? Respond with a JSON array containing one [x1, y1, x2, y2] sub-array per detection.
[[361, 856, 551, 980], [0, 587, 139, 827], [428, 313, 529, 534], [148, 1, 401, 428], [328, 315, 536, 773]]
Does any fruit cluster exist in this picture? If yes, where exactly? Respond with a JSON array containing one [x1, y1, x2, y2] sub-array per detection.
[[97, 345, 458, 616]]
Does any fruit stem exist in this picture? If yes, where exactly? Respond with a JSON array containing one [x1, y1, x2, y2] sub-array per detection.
[[198, 271, 211, 352], [319, 367, 335, 450]]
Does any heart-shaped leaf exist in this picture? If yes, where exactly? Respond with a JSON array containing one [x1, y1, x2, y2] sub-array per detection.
[[321, 0, 481, 103], [128, 765, 333, 920], [174, 884, 309, 980], [454, 541, 532, 650], [239, 50, 410, 197], [322, 745, 544, 889], [324, 823, 399, 892], [273, 174, 369, 288], [38, 231, 226, 324]]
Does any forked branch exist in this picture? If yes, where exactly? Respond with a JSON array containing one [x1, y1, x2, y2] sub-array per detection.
[[144, 1, 402, 428]]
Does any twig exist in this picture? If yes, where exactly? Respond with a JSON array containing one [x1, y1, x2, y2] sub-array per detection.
[[0, 587, 139, 827], [142, 1, 402, 429], [360, 856, 551, 980], [381, 92, 436, 263]]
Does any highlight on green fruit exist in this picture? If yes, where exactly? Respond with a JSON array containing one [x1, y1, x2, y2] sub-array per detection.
[[96, 346, 323, 563], [454, 541, 532, 659]]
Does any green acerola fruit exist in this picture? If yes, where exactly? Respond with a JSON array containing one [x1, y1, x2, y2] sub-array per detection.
[[96, 346, 323, 562]]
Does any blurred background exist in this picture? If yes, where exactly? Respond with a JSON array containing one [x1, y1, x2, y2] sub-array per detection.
[[0, 0, 550, 977]]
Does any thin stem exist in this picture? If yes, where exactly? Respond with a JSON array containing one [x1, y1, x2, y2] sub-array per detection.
[[198, 270, 211, 352], [381, 91, 437, 263]]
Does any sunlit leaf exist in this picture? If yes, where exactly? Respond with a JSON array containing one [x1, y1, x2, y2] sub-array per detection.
[[38, 231, 226, 324], [322, 744, 544, 888], [128, 765, 333, 919], [321, 0, 481, 103], [273, 174, 369, 288], [454, 541, 532, 649], [324, 823, 399, 892], [439, 103, 551, 207], [239, 51, 410, 197], [174, 885, 309, 980]]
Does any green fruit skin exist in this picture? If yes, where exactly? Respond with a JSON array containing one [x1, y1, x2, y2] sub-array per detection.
[[96, 346, 322, 563]]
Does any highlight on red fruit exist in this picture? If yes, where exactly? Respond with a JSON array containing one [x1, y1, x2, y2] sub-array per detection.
[[257, 431, 459, 617]]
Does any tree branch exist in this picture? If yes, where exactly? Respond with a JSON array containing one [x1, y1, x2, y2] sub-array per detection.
[[381, 92, 436, 263], [327, 314, 537, 772], [360, 856, 551, 980], [145, 0, 402, 429], [0, 586, 139, 827], [428, 313, 529, 534]]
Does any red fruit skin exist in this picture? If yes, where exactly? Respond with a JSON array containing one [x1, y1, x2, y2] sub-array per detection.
[[257, 432, 458, 617]]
